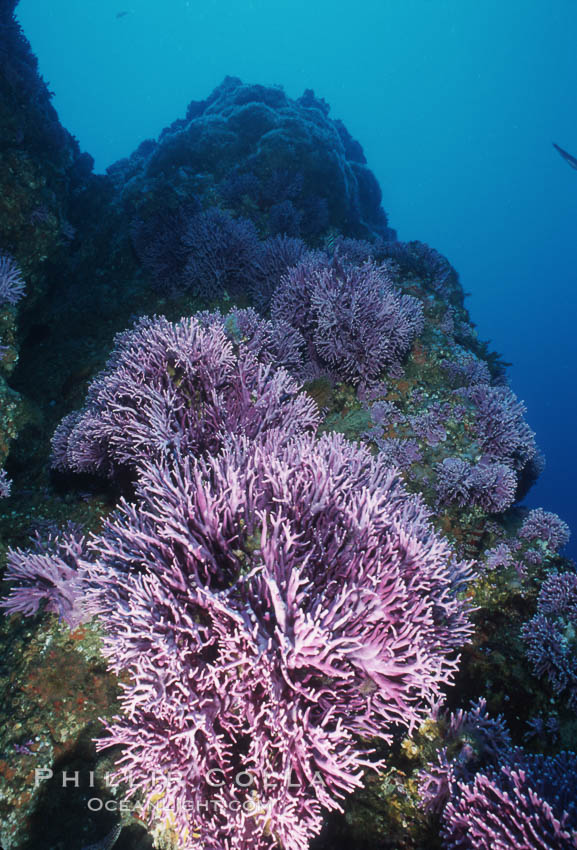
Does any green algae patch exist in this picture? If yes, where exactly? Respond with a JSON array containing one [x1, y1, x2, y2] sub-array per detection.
[[321, 407, 372, 441]]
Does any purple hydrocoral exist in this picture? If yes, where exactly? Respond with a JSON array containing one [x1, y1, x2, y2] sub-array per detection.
[[419, 698, 512, 815], [267, 199, 303, 237], [218, 169, 261, 205], [1, 531, 87, 628], [536, 571, 577, 618], [250, 234, 307, 312], [224, 307, 306, 376], [441, 751, 577, 849], [524, 714, 560, 743], [409, 405, 449, 447], [133, 205, 310, 306], [81, 430, 472, 850], [0, 254, 25, 305], [376, 240, 463, 306], [519, 508, 571, 552], [481, 543, 514, 572], [51, 314, 318, 479], [183, 207, 262, 299], [272, 255, 424, 383], [521, 570, 577, 707], [435, 457, 518, 514], [130, 204, 198, 294], [369, 437, 423, 471], [328, 235, 385, 265], [441, 348, 492, 388], [420, 701, 577, 849], [133, 205, 264, 299], [0, 469, 11, 499], [458, 385, 537, 472]]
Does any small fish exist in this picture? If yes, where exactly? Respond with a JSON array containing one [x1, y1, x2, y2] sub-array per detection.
[[81, 823, 122, 850], [115, 10, 129, 19], [553, 142, 577, 171]]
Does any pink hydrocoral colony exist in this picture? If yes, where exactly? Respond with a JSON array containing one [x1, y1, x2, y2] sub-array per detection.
[[519, 508, 571, 552], [419, 700, 577, 849], [1, 530, 87, 628], [272, 254, 424, 383], [458, 385, 537, 473], [441, 752, 577, 849], [82, 430, 472, 850], [222, 306, 306, 377], [435, 457, 518, 514], [0, 469, 11, 498], [418, 698, 512, 815], [51, 313, 318, 478], [521, 570, 577, 707], [0, 253, 25, 305]]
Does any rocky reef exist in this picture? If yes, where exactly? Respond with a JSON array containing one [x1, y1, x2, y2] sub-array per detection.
[[0, 2, 575, 849]]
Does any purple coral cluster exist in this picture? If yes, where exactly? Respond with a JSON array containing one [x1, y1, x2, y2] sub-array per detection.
[[364, 381, 530, 515], [222, 306, 306, 376], [519, 508, 571, 552], [182, 207, 262, 299], [81, 430, 471, 849], [441, 347, 492, 388], [0, 253, 25, 305], [428, 385, 538, 514], [418, 698, 512, 815], [272, 255, 423, 383], [441, 752, 577, 849], [130, 204, 198, 294], [435, 457, 518, 514], [522, 570, 577, 707], [3, 300, 474, 848], [251, 234, 307, 311], [325, 237, 463, 307], [132, 205, 309, 305], [132, 206, 261, 299], [0, 469, 11, 499], [51, 313, 318, 479], [483, 508, 571, 580], [1, 530, 87, 628], [356, 317, 537, 517], [458, 385, 537, 474], [420, 701, 577, 849], [376, 240, 464, 307]]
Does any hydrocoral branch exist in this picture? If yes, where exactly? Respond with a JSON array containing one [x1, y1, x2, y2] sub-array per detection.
[[442, 752, 577, 849], [51, 313, 318, 479], [0, 253, 25, 306], [82, 430, 472, 850], [1, 531, 87, 627], [0, 469, 11, 498], [272, 254, 424, 383]]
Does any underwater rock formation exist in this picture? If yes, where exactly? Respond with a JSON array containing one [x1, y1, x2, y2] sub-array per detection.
[[108, 75, 394, 244], [0, 252, 25, 482], [0, 0, 91, 294]]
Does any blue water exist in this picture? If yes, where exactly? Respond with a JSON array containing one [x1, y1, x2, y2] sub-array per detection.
[[17, 0, 577, 558]]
